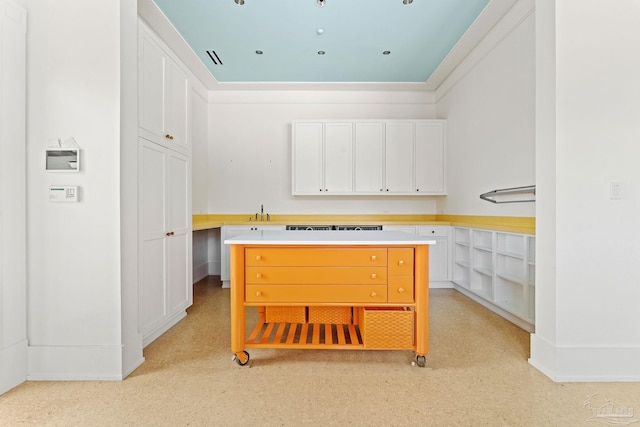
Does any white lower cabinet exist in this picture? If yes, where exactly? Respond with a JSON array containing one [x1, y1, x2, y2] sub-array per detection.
[[220, 225, 286, 288], [452, 227, 535, 331], [139, 138, 192, 346], [383, 225, 451, 287]]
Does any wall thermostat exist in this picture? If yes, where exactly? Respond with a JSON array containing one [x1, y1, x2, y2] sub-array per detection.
[[49, 185, 79, 202]]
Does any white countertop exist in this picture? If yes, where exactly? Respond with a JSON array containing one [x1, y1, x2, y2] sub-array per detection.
[[224, 230, 436, 245]]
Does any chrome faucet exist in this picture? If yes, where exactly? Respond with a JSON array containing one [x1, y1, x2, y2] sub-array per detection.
[[260, 204, 264, 222]]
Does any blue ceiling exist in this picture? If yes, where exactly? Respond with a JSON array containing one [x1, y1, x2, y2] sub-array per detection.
[[152, 0, 490, 84]]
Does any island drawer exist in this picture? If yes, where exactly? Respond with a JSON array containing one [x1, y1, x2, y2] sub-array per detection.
[[388, 276, 414, 303], [245, 267, 388, 285], [245, 248, 388, 267], [388, 248, 414, 276], [245, 284, 388, 304]]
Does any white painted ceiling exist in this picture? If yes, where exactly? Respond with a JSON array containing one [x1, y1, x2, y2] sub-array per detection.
[[141, 0, 519, 90]]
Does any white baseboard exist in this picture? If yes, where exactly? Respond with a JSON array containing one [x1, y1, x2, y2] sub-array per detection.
[[529, 334, 640, 382], [429, 281, 454, 289], [0, 339, 27, 395], [27, 344, 125, 381], [142, 310, 187, 348]]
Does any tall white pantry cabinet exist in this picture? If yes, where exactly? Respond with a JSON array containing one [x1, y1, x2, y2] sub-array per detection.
[[137, 22, 193, 346]]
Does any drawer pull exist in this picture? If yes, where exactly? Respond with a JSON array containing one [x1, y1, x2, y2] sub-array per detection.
[[397, 287, 405, 294], [370, 291, 377, 298], [255, 255, 262, 261], [256, 291, 262, 297], [370, 255, 377, 261], [370, 273, 377, 279], [398, 260, 404, 266], [256, 273, 262, 279]]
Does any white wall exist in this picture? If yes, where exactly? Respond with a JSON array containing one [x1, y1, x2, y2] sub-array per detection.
[[207, 90, 441, 215], [0, 0, 27, 394], [436, 0, 535, 217], [530, 0, 640, 381], [25, 0, 136, 379]]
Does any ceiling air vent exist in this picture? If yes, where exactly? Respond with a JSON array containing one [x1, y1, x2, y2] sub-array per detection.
[[206, 50, 223, 65]]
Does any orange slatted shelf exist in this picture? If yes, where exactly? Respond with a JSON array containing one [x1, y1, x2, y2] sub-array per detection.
[[246, 321, 364, 350]]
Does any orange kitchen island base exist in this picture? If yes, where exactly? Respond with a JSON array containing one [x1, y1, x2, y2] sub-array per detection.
[[226, 231, 433, 367]]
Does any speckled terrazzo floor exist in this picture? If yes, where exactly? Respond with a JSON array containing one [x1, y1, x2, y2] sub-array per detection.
[[1, 277, 639, 426]]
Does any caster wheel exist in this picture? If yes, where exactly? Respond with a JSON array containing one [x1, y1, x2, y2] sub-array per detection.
[[416, 355, 426, 368], [233, 350, 250, 366]]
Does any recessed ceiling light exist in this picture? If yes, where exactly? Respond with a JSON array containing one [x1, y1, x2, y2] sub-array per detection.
[[234, 0, 244, 5], [316, 0, 326, 7], [317, 50, 326, 55], [255, 50, 263, 55], [383, 51, 391, 55], [403, 0, 413, 4]]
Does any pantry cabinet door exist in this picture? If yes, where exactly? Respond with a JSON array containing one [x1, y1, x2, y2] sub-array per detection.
[[139, 140, 167, 333], [164, 60, 189, 150], [166, 151, 192, 314]]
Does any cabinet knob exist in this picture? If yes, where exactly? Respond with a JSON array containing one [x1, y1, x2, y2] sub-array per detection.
[[370, 291, 377, 298], [256, 273, 262, 279], [398, 260, 404, 266], [416, 189, 420, 192], [397, 287, 405, 294], [255, 255, 262, 261], [370, 255, 377, 261], [165, 231, 174, 236], [256, 291, 262, 297], [370, 273, 377, 279], [319, 189, 323, 192], [386, 189, 389, 192], [165, 134, 174, 140]]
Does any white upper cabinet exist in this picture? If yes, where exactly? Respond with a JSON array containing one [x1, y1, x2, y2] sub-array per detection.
[[292, 122, 353, 195], [323, 123, 354, 193], [293, 120, 446, 196], [354, 122, 384, 193], [415, 121, 446, 194], [292, 122, 323, 194], [138, 26, 190, 153], [385, 122, 415, 193]]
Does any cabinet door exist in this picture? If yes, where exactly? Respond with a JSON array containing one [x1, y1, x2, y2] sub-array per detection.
[[323, 122, 353, 193], [139, 140, 168, 333], [139, 139, 192, 339], [354, 122, 384, 193], [138, 34, 165, 140], [166, 151, 191, 313], [385, 122, 414, 193], [165, 59, 189, 150], [292, 122, 323, 194], [415, 121, 445, 194], [418, 226, 450, 282]]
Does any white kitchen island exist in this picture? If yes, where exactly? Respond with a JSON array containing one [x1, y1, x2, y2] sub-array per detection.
[[225, 230, 435, 367]]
